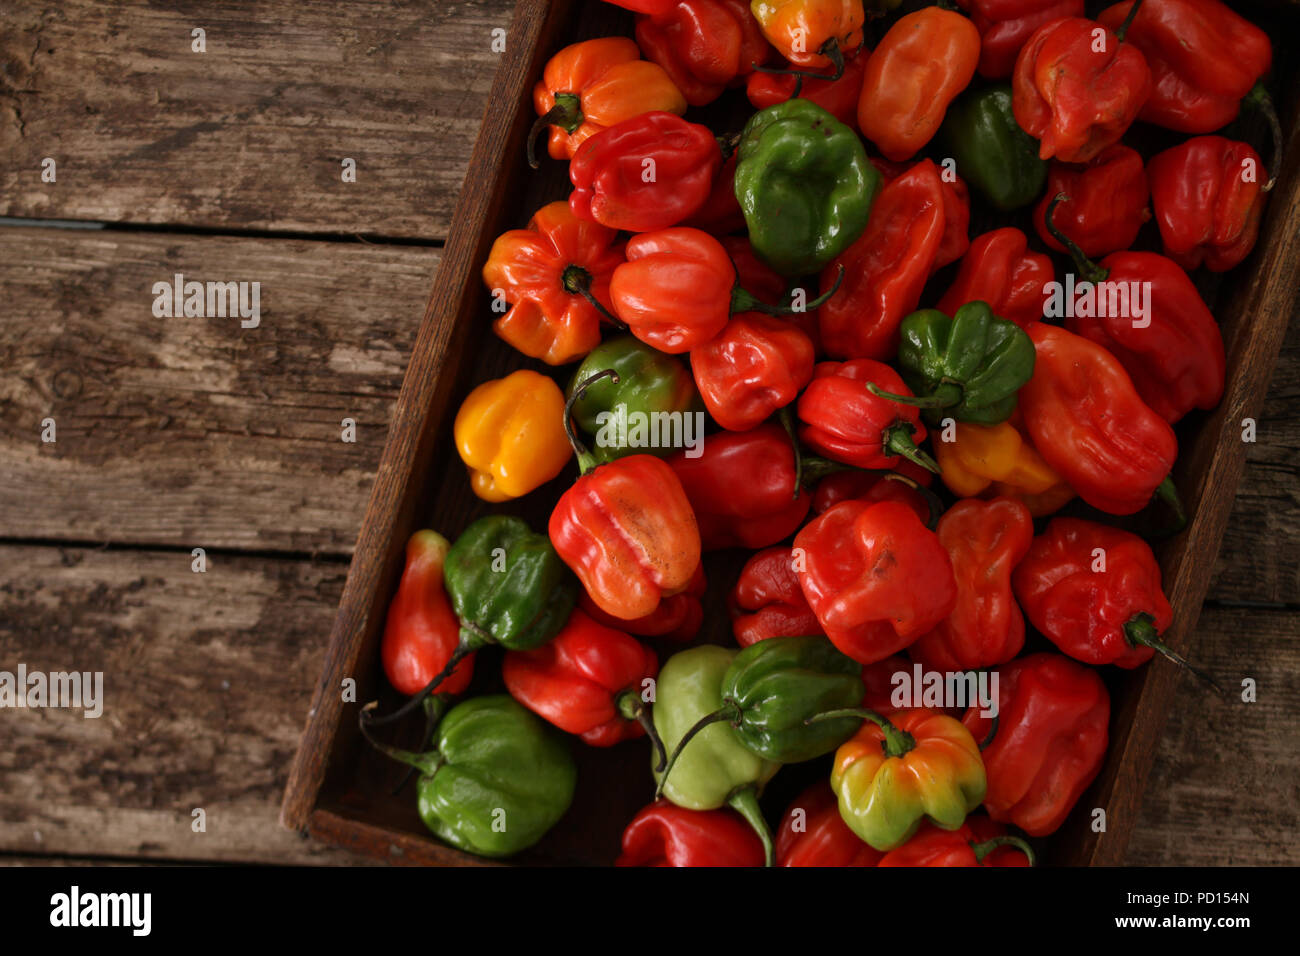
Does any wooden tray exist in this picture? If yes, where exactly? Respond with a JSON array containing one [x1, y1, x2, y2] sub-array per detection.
[[281, 0, 1300, 865]]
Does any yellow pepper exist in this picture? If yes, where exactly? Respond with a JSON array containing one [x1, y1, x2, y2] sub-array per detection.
[[934, 413, 1075, 517], [454, 370, 571, 502]]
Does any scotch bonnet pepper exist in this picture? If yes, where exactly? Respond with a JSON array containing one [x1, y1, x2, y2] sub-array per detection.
[[870, 156, 971, 270], [750, 0, 865, 74], [635, 0, 770, 107], [877, 816, 1034, 866], [690, 312, 816, 432], [958, 0, 1086, 78], [746, 49, 868, 132], [941, 82, 1047, 211], [580, 563, 706, 643], [729, 546, 824, 648], [933, 414, 1075, 517], [936, 227, 1053, 330], [617, 800, 767, 867], [381, 531, 474, 698], [1032, 144, 1150, 258], [776, 781, 883, 867]]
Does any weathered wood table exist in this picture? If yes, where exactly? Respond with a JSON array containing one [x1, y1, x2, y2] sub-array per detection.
[[0, 0, 1295, 866]]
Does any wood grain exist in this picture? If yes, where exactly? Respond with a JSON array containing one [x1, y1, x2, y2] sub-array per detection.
[[0, 227, 434, 552], [0, 0, 513, 238]]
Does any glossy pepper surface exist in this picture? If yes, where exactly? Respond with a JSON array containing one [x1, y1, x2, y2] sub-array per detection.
[[933, 415, 1075, 517], [877, 816, 1034, 866], [1013, 518, 1174, 669], [909, 498, 1033, 673], [750, 0, 865, 72], [381, 531, 475, 698], [794, 500, 958, 664], [530, 37, 686, 164], [1147, 135, 1267, 272], [734, 99, 878, 277], [942, 83, 1047, 211], [1032, 144, 1149, 258], [962, 653, 1109, 835], [729, 546, 824, 648], [831, 707, 987, 850], [857, 8, 981, 162], [690, 312, 816, 431], [958, 0, 1086, 78], [482, 201, 624, 365], [635, 0, 770, 107], [569, 112, 722, 232], [746, 50, 868, 131], [811, 468, 935, 526], [453, 370, 571, 502], [937, 227, 1053, 330], [580, 563, 706, 643], [776, 781, 883, 866], [870, 156, 971, 270], [617, 800, 766, 866]]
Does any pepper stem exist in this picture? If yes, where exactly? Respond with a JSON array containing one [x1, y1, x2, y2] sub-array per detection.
[[798, 455, 858, 486], [1152, 474, 1187, 536], [359, 701, 446, 777], [654, 700, 743, 800], [616, 689, 667, 773], [805, 707, 916, 758], [1115, 0, 1145, 43], [883, 422, 941, 475], [881, 472, 945, 530], [779, 405, 803, 498], [731, 264, 845, 317], [561, 264, 624, 328], [972, 834, 1036, 866], [978, 711, 999, 751], [1123, 612, 1224, 695], [360, 638, 480, 729], [565, 368, 620, 475], [867, 381, 963, 410], [1243, 82, 1282, 193], [727, 786, 775, 867], [1044, 194, 1110, 285], [392, 695, 451, 795], [526, 92, 582, 169], [751, 37, 846, 83]]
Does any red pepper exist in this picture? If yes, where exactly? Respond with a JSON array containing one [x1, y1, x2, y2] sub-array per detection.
[[877, 816, 1035, 866], [935, 227, 1053, 330], [580, 562, 706, 643], [569, 112, 722, 232], [794, 499, 958, 664], [1019, 323, 1178, 515], [1147, 135, 1267, 273], [746, 50, 868, 131], [690, 313, 815, 431], [617, 799, 767, 866], [776, 782, 883, 867], [668, 423, 812, 551], [381, 530, 474, 697], [909, 498, 1034, 673], [683, 152, 748, 236], [1032, 144, 1150, 258], [1012, 13, 1152, 163], [728, 546, 824, 647], [797, 359, 939, 474], [635, 0, 770, 107], [1012, 518, 1174, 669], [958, 0, 1086, 78], [817, 160, 947, 360], [502, 609, 660, 753], [722, 237, 788, 308], [870, 157, 970, 270], [812, 468, 933, 525], [962, 652, 1109, 836], [862, 654, 910, 716]]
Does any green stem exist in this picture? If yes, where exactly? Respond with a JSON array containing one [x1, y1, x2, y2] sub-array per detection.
[[867, 381, 963, 410], [972, 834, 1036, 866], [565, 368, 619, 475], [806, 707, 915, 758], [751, 37, 846, 83], [392, 694, 451, 795], [361, 638, 481, 729], [1124, 613, 1224, 695], [779, 405, 803, 498], [561, 264, 624, 328], [616, 689, 667, 773], [1115, 0, 1145, 43], [526, 92, 582, 169], [1043, 194, 1110, 285], [727, 786, 775, 867], [978, 712, 999, 751], [731, 264, 845, 316], [654, 700, 742, 800], [1152, 474, 1187, 537], [881, 472, 945, 530], [798, 455, 858, 486], [359, 701, 446, 777], [883, 422, 941, 475], [1243, 82, 1281, 193]]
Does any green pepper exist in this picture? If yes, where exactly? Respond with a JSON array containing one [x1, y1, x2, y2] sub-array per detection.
[[734, 99, 878, 277], [567, 335, 701, 463], [942, 83, 1047, 212], [361, 695, 576, 858], [651, 645, 780, 864], [868, 301, 1036, 425]]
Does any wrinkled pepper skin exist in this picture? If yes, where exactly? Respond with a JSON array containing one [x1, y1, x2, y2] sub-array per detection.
[[776, 782, 883, 866], [933, 415, 1075, 517], [794, 500, 958, 664], [691, 312, 816, 431], [551, 455, 701, 621], [962, 653, 1109, 836], [877, 816, 1033, 866], [635, 0, 770, 107], [1147, 136, 1266, 273], [942, 83, 1047, 211], [1012, 17, 1152, 163], [937, 227, 1053, 330], [580, 563, 706, 642], [1013, 518, 1174, 669], [668, 424, 812, 550], [817, 160, 946, 360], [869, 157, 971, 270], [502, 609, 658, 748], [797, 360, 933, 472], [909, 498, 1033, 673], [892, 301, 1036, 425], [1064, 252, 1225, 423], [617, 800, 766, 866], [1033, 144, 1150, 258], [746, 50, 868, 131], [729, 546, 824, 647], [832, 708, 987, 851], [482, 201, 624, 365], [1019, 323, 1177, 515], [453, 370, 571, 502], [532, 37, 686, 162], [567, 335, 700, 464], [750, 0, 865, 71], [958, 0, 1086, 78], [569, 112, 722, 232], [735, 99, 878, 277], [381, 531, 474, 697], [444, 516, 578, 653], [857, 8, 981, 162]]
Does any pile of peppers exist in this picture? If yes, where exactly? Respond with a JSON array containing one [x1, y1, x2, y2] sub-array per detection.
[[358, 0, 1277, 866]]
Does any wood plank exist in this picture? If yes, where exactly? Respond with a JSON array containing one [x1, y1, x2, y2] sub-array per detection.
[[0, 0, 514, 237], [0, 227, 434, 552], [0, 544, 376, 864]]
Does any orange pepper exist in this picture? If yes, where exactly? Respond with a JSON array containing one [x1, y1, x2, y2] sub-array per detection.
[[750, 0, 865, 72], [531, 37, 687, 165], [857, 8, 980, 161], [933, 413, 1075, 517], [453, 370, 572, 502]]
